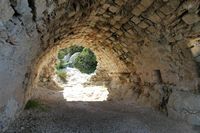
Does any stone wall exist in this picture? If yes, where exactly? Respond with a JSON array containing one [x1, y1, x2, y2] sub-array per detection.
[[0, 0, 41, 131], [0, 0, 200, 131]]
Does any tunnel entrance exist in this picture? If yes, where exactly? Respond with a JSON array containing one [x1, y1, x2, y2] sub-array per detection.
[[40, 45, 109, 102]]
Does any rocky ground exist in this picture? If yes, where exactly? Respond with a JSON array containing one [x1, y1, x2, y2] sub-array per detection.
[[4, 68, 200, 133], [5, 98, 199, 133]]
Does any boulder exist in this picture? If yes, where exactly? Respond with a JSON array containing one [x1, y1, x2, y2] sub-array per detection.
[[69, 52, 80, 65], [63, 53, 71, 62]]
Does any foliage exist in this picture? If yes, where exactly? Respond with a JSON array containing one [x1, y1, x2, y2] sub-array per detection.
[[58, 50, 66, 60], [57, 45, 84, 59], [55, 60, 69, 70], [56, 70, 67, 81], [56, 46, 97, 74], [25, 100, 41, 110], [67, 45, 84, 56], [74, 48, 97, 74]]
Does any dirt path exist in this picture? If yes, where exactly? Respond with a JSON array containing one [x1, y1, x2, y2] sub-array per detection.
[[5, 94, 198, 133]]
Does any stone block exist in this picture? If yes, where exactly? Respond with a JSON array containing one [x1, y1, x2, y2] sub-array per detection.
[[113, 15, 122, 21], [11, 0, 31, 15], [182, 13, 200, 25], [138, 21, 149, 29], [148, 13, 161, 23], [109, 5, 119, 13], [132, 6, 143, 16], [102, 4, 110, 10], [131, 16, 141, 24], [115, 0, 124, 6], [0, 0, 14, 21], [147, 26, 156, 33], [160, 5, 173, 15], [140, 0, 154, 8], [35, 0, 47, 20]]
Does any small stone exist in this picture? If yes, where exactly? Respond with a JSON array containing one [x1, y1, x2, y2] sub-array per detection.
[[132, 7, 143, 16], [137, 4, 146, 12], [148, 13, 161, 23], [131, 17, 141, 24], [102, 4, 110, 10], [113, 15, 122, 21], [182, 13, 200, 25], [109, 6, 119, 13], [115, 0, 124, 6], [138, 21, 149, 29], [140, 0, 154, 8], [160, 5, 173, 15], [147, 26, 157, 33]]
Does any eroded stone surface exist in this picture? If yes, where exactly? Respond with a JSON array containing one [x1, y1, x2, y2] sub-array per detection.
[[168, 91, 200, 126]]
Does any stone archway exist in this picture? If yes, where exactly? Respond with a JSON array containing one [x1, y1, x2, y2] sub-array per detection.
[[0, 0, 200, 131]]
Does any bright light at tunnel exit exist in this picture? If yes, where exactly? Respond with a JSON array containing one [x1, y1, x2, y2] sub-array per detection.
[[54, 67, 109, 101]]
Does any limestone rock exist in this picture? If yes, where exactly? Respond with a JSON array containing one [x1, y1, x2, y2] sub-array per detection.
[[183, 1, 199, 13], [0, 0, 14, 21], [69, 52, 81, 65], [168, 91, 200, 126], [148, 13, 161, 23], [63, 53, 71, 62], [182, 14, 200, 25], [131, 16, 141, 24], [35, 0, 47, 20], [138, 21, 149, 29], [10, 0, 31, 15], [140, 0, 154, 8]]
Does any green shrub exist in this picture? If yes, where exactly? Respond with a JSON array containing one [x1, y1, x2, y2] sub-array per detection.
[[25, 100, 40, 110], [55, 60, 69, 70], [57, 45, 84, 60], [74, 48, 97, 74], [56, 70, 67, 81], [58, 50, 66, 59], [67, 45, 84, 56], [56, 46, 97, 74]]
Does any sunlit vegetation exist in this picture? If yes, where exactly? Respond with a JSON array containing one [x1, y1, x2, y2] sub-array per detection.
[[55, 45, 97, 74]]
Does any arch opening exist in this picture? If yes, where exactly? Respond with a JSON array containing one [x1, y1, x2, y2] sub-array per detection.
[[52, 45, 109, 101]]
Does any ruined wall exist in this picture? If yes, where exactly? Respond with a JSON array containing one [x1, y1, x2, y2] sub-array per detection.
[[0, 0, 41, 130], [0, 0, 200, 131]]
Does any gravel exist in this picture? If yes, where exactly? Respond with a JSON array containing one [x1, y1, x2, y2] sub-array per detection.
[[5, 99, 198, 133]]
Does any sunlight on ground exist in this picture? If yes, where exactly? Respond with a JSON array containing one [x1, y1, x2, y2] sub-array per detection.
[[54, 67, 109, 101]]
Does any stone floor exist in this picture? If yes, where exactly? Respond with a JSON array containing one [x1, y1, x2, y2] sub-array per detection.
[[5, 99, 198, 133]]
